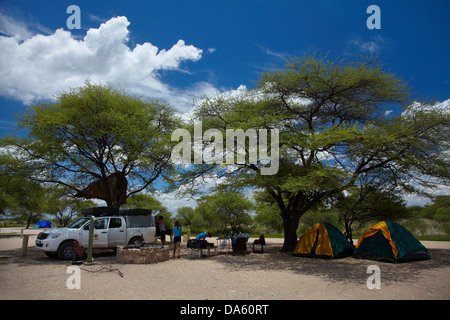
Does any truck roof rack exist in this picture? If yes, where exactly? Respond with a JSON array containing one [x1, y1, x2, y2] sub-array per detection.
[[81, 207, 158, 217]]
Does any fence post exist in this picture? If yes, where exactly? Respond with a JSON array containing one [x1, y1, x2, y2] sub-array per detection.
[[86, 216, 95, 263], [22, 235, 29, 256]]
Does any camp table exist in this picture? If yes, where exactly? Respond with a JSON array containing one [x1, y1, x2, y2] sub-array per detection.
[[190, 246, 217, 258]]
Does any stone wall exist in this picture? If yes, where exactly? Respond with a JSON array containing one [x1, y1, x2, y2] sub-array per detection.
[[116, 245, 169, 264]]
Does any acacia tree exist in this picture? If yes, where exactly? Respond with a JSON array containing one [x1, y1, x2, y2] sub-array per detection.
[[45, 187, 96, 226], [335, 174, 410, 244], [253, 190, 284, 233], [0, 152, 47, 228], [196, 191, 253, 233], [1, 177, 47, 228], [176, 206, 196, 228], [184, 55, 449, 251], [1, 83, 181, 208]]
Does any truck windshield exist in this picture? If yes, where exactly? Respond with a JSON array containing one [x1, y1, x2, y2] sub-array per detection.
[[67, 217, 90, 228]]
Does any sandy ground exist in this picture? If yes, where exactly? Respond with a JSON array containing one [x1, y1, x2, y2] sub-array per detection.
[[0, 228, 449, 300]]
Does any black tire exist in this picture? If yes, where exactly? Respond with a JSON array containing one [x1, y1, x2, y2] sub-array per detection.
[[128, 236, 143, 246], [57, 241, 74, 260], [44, 251, 57, 258]]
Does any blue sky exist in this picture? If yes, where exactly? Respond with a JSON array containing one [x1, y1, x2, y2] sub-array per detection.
[[1, 0, 449, 133], [0, 0, 449, 208]]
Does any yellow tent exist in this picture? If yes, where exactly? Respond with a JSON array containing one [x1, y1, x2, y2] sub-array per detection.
[[293, 222, 354, 258], [354, 221, 430, 263]]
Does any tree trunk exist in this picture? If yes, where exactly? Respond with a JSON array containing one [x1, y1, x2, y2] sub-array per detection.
[[280, 210, 302, 252], [344, 216, 354, 246], [25, 212, 32, 229]]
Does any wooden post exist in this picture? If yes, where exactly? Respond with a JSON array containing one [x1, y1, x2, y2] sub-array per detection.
[[187, 229, 191, 240], [20, 229, 24, 238], [22, 235, 29, 256], [86, 216, 95, 263]]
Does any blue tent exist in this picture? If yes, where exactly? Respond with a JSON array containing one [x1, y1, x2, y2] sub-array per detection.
[[34, 221, 53, 228]]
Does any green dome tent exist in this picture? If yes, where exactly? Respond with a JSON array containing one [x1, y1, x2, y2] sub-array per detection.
[[354, 221, 430, 263], [293, 222, 354, 259]]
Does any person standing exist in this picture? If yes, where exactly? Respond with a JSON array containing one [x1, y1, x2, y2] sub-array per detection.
[[172, 221, 182, 258], [157, 216, 167, 246]]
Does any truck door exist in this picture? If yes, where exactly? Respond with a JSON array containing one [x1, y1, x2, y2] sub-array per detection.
[[108, 217, 126, 247], [92, 217, 109, 247], [81, 217, 109, 248]]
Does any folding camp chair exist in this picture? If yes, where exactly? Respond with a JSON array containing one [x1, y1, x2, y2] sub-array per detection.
[[252, 234, 265, 253]]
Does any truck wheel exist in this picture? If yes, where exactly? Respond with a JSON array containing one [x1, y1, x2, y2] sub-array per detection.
[[128, 237, 143, 246], [57, 241, 74, 260], [45, 252, 57, 258]]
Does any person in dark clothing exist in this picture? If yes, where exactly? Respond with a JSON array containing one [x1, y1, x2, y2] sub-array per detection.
[[156, 216, 167, 245]]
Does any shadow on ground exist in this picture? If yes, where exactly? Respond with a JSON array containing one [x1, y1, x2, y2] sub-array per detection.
[[2, 243, 449, 287], [0, 247, 117, 266], [209, 245, 450, 286]]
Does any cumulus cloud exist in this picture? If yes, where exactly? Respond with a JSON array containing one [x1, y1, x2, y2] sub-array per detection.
[[0, 15, 215, 112], [153, 190, 198, 215], [401, 99, 450, 120]]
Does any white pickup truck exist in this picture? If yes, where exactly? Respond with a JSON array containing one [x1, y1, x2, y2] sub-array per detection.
[[35, 208, 157, 260]]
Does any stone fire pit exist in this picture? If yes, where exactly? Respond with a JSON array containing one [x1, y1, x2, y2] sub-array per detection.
[[116, 244, 169, 264]]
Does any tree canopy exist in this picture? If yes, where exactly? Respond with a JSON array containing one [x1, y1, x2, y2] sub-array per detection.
[[183, 55, 449, 251], [1, 56, 448, 246], [1, 83, 181, 208], [336, 182, 410, 243], [196, 191, 253, 234]]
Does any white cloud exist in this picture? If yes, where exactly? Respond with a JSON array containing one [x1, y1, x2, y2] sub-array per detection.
[[0, 10, 33, 41], [401, 99, 450, 119], [403, 185, 450, 207], [86, 13, 107, 24], [345, 35, 390, 56], [255, 43, 288, 60], [400, 99, 450, 206], [153, 190, 197, 215], [0, 9, 52, 41], [0, 15, 215, 113]]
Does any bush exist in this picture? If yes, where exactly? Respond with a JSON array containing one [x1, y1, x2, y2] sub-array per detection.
[[434, 207, 450, 223]]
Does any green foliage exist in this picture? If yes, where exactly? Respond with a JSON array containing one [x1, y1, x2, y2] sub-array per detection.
[[193, 191, 254, 234], [0, 154, 48, 228], [192, 201, 219, 233], [1, 57, 448, 246], [434, 207, 450, 223], [44, 187, 96, 226], [122, 193, 166, 210], [335, 177, 410, 242], [408, 196, 450, 222], [1, 82, 182, 207], [253, 190, 283, 233], [406, 196, 450, 236], [423, 196, 450, 222], [298, 207, 341, 235], [122, 193, 173, 228], [175, 206, 195, 229], [189, 53, 449, 251]]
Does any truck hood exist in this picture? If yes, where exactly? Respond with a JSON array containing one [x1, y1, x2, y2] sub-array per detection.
[[42, 227, 80, 237]]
